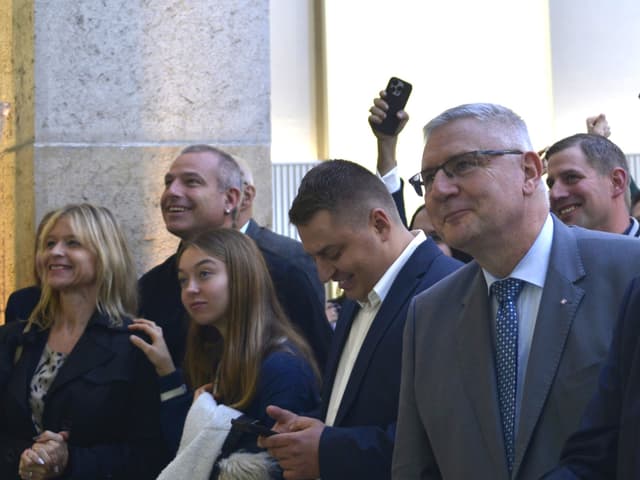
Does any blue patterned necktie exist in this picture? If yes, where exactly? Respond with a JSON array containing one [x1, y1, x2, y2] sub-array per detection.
[[491, 278, 524, 474]]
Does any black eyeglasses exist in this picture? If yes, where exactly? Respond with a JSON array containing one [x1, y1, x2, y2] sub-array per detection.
[[408, 149, 523, 196]]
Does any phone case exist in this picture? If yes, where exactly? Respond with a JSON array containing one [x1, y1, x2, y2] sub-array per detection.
[[230, 417, 277, 437], [373, 77, 413, 135]]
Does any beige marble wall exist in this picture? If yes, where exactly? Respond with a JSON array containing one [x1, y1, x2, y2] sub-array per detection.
[[0, 0, 36, 316], [33, 0, 271, 276]]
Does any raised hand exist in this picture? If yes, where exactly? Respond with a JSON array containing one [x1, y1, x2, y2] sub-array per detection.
[[128, 318, 176, 376]]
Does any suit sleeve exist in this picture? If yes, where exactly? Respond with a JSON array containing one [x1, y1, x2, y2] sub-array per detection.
[[392, 298, 442, 479], [157, 369, 192, 457], [254, 352, 319, 426], [392, 180, 408, 228], [543, 278, 640, 479]]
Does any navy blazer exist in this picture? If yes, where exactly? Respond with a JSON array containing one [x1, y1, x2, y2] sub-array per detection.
[[315, 238, 461, 480], [544, 276, 640, 479], [4, 286, 41, 324], [245, 219, 332, 371], [0, 313, 166, 479]]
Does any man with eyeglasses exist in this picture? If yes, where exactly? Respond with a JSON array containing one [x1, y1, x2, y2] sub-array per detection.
[[392, 103, 640, 480]]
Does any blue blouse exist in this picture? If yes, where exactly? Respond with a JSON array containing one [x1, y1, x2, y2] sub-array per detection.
[[158, 348, 319, 457]]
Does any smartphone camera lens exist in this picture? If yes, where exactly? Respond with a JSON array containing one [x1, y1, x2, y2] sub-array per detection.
[[391, 81, 403, 96]]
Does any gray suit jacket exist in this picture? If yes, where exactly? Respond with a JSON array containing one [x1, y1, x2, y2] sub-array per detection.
[[392, 216, 640, 480]]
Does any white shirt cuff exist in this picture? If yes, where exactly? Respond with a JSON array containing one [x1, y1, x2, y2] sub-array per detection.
[[377, 166, 401, 194]]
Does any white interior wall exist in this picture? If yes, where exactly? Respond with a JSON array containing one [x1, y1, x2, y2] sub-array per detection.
[[270, 1, 640, 217], [270, 0, 318, 164], [549, 0, 640, 154]]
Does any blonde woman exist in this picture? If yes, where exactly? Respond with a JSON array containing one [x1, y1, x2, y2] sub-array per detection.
[[0, 204, 164, 480]]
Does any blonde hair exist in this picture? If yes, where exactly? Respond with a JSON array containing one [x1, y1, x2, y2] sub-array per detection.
[[179, 228, 319, 410], [28, 203, 137, 329]]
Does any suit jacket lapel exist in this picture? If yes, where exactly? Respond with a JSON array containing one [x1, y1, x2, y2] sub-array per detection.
[[513, 219, 585, 476], [332, 243, 430, 426], [456, 266, 509, 478], [47, 314, 118, 397], [7, 327, 47, 418]]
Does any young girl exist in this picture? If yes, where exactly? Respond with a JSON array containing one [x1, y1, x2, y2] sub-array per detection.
[[130, 228, 319, 478]]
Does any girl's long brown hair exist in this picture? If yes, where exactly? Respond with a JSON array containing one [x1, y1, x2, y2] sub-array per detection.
[[179, 228, 319, 410]]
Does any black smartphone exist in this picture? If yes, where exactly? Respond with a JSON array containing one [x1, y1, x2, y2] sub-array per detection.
[[372, 77, 413, 135], [231, 417, 278, 437]]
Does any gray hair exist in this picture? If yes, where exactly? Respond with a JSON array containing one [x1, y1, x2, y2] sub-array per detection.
[[180, 144, 243, 192], [423, 103, 533, 151]]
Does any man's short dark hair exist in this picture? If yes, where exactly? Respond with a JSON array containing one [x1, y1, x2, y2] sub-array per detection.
[[180, 144, 243, 192], [289, 159, 402, 227], [546, 133, 629, 177]]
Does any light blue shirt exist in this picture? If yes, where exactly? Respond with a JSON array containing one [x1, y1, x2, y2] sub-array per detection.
[[482, 214, 554, 435]]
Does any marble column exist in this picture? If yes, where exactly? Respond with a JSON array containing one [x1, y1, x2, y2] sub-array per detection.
[[0, 0, 36, 315], [33, 0, 271, 278]]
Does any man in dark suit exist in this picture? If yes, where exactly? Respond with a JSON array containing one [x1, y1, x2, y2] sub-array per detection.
[[543, 276, 640, 479], [392, 103, 640, 480], [258, 160, 461, 480], [138, 145, 330, 370], [233, 158, 331, 369]]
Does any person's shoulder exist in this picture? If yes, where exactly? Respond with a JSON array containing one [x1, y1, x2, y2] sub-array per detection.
[[261, 346, 314, 375], [139, 254, 178, 285], [141, 254, 178, 276], [7, 285, 41, 302], [0, 319, 29, 340], [409, 238, 465, 277], [5, 286, 41, 323], [89, 312, 133, 335], [416, 260, 479, 300], [562, 222, 640, 257], [249, 222, 305, 259]]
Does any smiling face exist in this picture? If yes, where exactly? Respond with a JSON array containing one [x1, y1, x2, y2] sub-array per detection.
[[178, 245, 229, 330], [297, 209, 388, 302], [422, 118, 531, 256], [546, 145, 616, 231], [41, 216, 97, 293], [161, 151, 232, 239]]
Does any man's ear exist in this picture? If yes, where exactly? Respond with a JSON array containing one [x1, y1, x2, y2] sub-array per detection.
[[224, 187, 242, 213], [240, 184, 256, 212], [610, 167, 628, 199], [522, 151, 544, 195], [369, 208, 392, 240]]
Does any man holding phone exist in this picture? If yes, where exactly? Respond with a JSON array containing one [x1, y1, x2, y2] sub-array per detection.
[[258, 159, 461, 480]]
